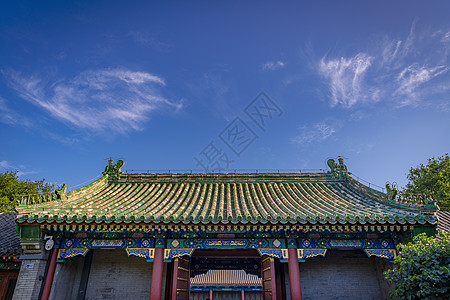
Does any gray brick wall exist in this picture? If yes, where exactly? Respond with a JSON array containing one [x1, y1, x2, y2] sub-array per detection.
[[12, 258, 48, 300], [49, 255, 85, 300], [299, 250, 391, 300], [374, 257, 396, 299], [84, 249, 156, 300], [284, 264, 291, 300]]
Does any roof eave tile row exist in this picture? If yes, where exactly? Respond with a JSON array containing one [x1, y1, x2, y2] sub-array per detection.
[[16, 212, 436, 226]]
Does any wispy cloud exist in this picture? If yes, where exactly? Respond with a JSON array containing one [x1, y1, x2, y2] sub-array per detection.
[[3, 68, 183, 134], [262, 61, 286, 72], [0, 97, 31, 127], [394, 64, 448, 106], [319, 53, 377, 108], [0, 160, 15, 170], [317, 24, 450, 109], [441, 31, 450, 43], [290, 122, 337, 146], [0, 160, 36, 176]]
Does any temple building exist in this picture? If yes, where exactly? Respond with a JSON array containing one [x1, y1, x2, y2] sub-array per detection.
[[0, 213, 21, 300], [12, 158, 438, 300]]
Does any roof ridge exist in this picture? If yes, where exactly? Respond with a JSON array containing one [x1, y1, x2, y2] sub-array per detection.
[[112, 172, 337, 184]]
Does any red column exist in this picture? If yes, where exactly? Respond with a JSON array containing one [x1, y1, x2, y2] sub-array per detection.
[[210, 289, 213, 300], [288, 248, 302, 300], [241, 289, 245, 300], [150, 248, 165, 300], [41, 248, 58, 300]]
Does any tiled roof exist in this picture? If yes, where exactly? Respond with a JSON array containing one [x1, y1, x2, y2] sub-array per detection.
[[0, 213, 21, 255], [16, 170, 437, 226], [437, 211, 450, 233], [191, 269, 261, 287]]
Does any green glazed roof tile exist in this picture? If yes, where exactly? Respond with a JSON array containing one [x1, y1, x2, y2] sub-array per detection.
[[16, 171, 438, 226]]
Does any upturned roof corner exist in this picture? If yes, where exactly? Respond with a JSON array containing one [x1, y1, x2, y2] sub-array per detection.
[[385, 183, 438, 214]]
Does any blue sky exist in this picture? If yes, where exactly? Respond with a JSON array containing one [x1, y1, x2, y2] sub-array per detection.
[[1, 1, 449, 192]]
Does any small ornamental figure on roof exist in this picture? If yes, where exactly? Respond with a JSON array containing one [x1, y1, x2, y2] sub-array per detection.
[[423, 196, 438, 212], [385, 182, 398, 201], [55, 183, 67, 201], [327, 157, 350, 179], [103, 159, 125, 181]]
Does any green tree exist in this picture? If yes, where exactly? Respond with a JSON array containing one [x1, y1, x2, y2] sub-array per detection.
[[0, 171, 54, 212], [402, 153, 450, 210], [385, 231, 450, 299]]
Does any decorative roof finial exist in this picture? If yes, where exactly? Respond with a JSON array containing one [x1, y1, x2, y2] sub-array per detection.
[[55, 184, 67, 201], [327, 157, 349, 179], [423, 196, 438, 212], [103, 159, 125, 181], [385, 182, 398, 200]]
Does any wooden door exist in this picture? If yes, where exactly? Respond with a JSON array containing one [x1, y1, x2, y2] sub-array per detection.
[[0, 271, 19, 300], [261, 256, 276, 300], [171, 256, 190, 300]]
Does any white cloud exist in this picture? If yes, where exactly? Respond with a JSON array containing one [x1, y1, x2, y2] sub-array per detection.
[[3, 68, 183, 134], [0, 97, 30, 126], [262, 61, 286, 72], [441, 31, 450, 43], [0, 160, 36, 176], [394, 64, 448, 105], [290, 122, 336, 146], [317, 24, 450, 109], [319, 53, 376, 108], [381, 39, 403, 66], [0, 160, 14, 170]]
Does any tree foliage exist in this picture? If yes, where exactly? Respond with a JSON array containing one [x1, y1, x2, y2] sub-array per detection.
[[0, 171, 54, 212], [385, 232, 450, 299], [402, 153, 450, 210]]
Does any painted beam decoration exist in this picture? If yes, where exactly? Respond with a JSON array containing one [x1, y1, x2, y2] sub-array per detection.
[[126, 248, 155, 262], [0, 257, 21, 270], [56, 238, 155, 262], [60, 238, 154, 249], [298, 238, 397, 262], [168, 239, 285, 249], [163, 239, 287, 262], [164, 248, 195, 262], [0, 258, 21, 270], [297, 249, 327, 262], [57, 248, 89, 262], [257, 249, 288, 262], [364, 249, 397, 262]]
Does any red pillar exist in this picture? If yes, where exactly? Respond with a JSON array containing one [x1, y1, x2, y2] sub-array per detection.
[[41, 248, 58, 300], [150, 248, 164, 300], [288, 248, 302, 300], [210, 289, 213, 300]]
